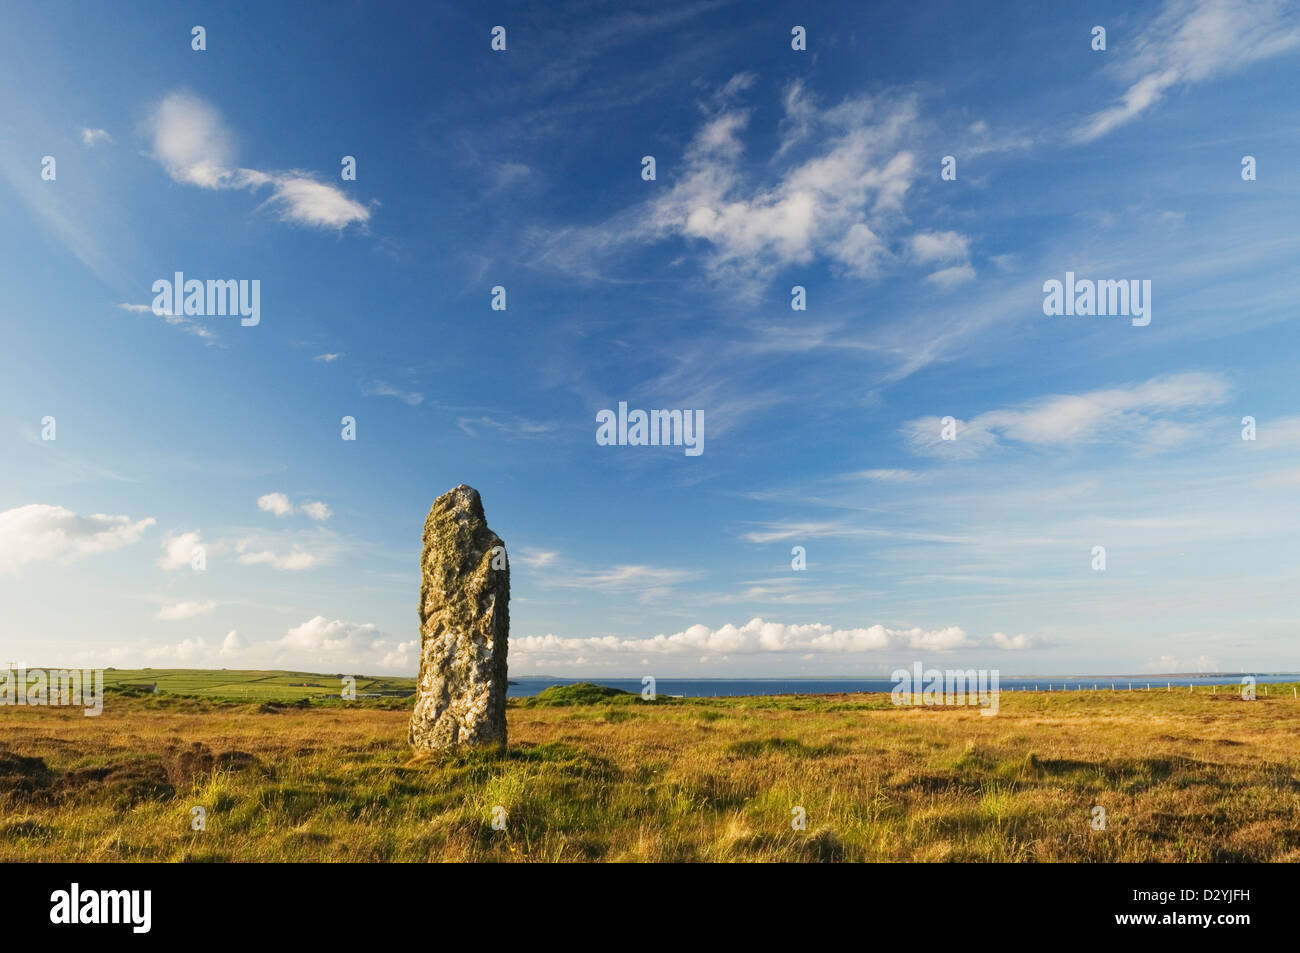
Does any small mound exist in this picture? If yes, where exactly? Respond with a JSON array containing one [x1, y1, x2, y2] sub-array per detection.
[[519, 682, 632, 707], [256, 698, 311, 713], [60, 758, 174, 805], [0, 748, 57, 802]]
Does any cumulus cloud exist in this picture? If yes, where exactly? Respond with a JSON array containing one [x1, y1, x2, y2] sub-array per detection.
[[514, 617, 978, 661], [85, 618, 415, 673], [158, 530, 213, 571], [155, 600, 216, 621], [300, 501, 332, 521], [146, 91, 370, 230], [905, 371, 1230, 457], [147, 91, 236, 187], [0, 504, 154, 573], [991, 632, 1042, 650], [257, 492, 293, 516], [1076, 0, 1300, 141], [256, 493, 331, 520], [274, 616, 417, 671]]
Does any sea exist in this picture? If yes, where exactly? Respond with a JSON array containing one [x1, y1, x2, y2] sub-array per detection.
[[507, 674, 1300, 698]]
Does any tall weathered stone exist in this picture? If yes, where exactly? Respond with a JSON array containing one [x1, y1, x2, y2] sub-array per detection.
[[409, 484, 509, 751]]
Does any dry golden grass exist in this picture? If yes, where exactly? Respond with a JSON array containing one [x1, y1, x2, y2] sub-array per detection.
[[2, 687, 1298, 862]]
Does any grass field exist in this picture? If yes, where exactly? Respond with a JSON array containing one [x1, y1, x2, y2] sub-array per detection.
[[94, 668, 415, 701], [3, 675, 1299, 862]]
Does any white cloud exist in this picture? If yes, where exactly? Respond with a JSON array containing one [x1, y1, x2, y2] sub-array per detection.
[[313, 353, 342, 363], [158, 530, 211, 571], [255, 493, 330, 520], [147, 91, 237, 188], [232, 527, 340, 571], [0, 504, 155, 573], [457, 415, 554, 438], [89, 619, 415, 673], [274, 616, 417, 671], [645, 89, 920, 282], [514, 617, 979, 661], [257, 492, 294, 516], [541, 564, 700, 591], [840, 468, 922, 482], [220, 630, 246, 657], [1144, 653, 1217, 673], [1076, 0, 1300, 141], [536, 79, 931, 289], [905, 371, 1230, 457], [155, 600, 216, 621], [911, 231, 970, 264], [117, 301, 216, 342], [991, 632, 1039, 650], [362, 381, 423, 406], [258, 174, 372, 229], [146, 91, 370, 229], [925, 264, 976, 288], [237, 548, 321, 571], [80, 128, 112, 147], [741, 521, 970, 545], [300, 501, 332, 521]]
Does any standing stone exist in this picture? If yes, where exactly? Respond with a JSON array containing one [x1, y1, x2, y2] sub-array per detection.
[[409, 484, 509, 751]]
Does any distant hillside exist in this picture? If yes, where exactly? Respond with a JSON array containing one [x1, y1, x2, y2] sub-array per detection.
[[94, 668, 416, 702]]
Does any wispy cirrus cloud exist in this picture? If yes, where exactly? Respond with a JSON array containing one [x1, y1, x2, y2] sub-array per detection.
[[905, 371, 1231, 458], [146, 90, 372, 230], [80, 127, 112, 147], [531, 76, 950, 293], [1076, 0, 1300, 142], [117, 301, 216, 342], [457, 415, 555, 438], [362, 380, 423, 406]]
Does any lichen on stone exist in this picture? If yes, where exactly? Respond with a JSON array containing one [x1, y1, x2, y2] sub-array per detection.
[[409, 484, 509, 752]]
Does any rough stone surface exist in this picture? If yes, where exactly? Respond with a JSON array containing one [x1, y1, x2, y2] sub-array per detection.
[[409, 484, 509, 751]]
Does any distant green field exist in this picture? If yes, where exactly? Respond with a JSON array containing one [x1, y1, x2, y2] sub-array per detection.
[[97, 668, 416, 701]]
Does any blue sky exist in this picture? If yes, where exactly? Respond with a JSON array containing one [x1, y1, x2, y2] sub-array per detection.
[[2, 0, 1298, 677]]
